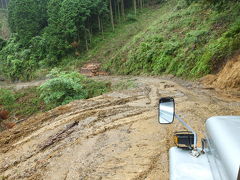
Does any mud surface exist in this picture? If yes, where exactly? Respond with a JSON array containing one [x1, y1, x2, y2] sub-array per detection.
[[0, 76, 239, 180], [0, 80, 46, 91]]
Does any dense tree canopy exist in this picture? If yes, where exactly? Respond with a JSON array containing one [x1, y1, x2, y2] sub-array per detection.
[[1, 0, 162, 81], [7, 0, 162, 61], [8, 0, 49, 44]]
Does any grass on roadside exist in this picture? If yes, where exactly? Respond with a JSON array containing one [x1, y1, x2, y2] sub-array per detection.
[[0, 71, 111, 125], [0, 87, 47, 122]]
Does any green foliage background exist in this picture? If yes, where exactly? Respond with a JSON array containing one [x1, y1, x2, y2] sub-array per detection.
[[8, 0, 49, 45], [0, 0, 240, 81], [0, 88, 16, 107]]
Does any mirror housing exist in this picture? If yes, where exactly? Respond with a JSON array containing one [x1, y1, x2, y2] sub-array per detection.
[[158, 97, 175, 124]]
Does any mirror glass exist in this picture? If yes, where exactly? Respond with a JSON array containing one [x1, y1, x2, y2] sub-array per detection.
[[158, 97, 175, 124]]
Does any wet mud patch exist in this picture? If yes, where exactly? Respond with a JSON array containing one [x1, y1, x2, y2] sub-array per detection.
[[0, 76, 239, 180]]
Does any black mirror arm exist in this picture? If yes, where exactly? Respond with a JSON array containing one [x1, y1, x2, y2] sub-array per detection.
[[175, 114, 198, 150]]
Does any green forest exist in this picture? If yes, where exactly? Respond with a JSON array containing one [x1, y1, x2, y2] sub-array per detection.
[[0, 0, 240, 124], [0, 0, 239, 81], [0, 0, 162, 81]]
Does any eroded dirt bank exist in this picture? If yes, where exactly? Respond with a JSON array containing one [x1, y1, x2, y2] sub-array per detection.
[[0, 76, 239, 180]]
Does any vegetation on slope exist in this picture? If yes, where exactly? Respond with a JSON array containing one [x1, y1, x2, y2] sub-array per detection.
[[0, 70, 138, 130], [0, 71, 110, 127], [104, 0, 240, 78]]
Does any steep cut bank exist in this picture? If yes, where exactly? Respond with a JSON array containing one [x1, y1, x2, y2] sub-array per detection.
[[201, 53, 240, 91], [103, 0, 240, 79]]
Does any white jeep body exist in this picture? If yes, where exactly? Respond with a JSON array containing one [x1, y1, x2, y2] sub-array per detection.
[[169, 116, 240, 180]]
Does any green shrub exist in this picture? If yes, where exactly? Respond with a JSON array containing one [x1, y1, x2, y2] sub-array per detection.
[[0, 88, 16, 107], [1, 58, 37, 81], [39, 72, 88, 107], [0, 35, 38, 81], [39, 71, 109, 107], [0, 87, 49, 121]]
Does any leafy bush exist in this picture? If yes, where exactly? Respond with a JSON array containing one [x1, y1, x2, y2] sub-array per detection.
[[39, 72, 87, 107], [0, 35, 39, 81], [39, 70, 109, 107], [0, 88, 16, 107], [0, 87, 50, 123]]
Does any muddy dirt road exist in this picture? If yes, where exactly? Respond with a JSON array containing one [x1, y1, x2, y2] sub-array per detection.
[[0, 76, 239, 180]]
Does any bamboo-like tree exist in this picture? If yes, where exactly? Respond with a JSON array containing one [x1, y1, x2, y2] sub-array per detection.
[[109, 0, 115, 31], [133, 0, 137, 15]]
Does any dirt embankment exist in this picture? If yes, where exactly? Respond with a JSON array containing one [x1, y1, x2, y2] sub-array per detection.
[[0, 76, 239, 180], [202, 53, 240, 92]]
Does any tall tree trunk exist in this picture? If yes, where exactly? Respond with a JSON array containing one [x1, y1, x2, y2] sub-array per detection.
[[133, 0, 137, 15], [98, 15, 101, 31], [100, 18, 104, 36], [109, 0, 115, 31], [140, 0, 143, 9], [121, 0, 125, 19], [4, 0, 7, 9], [89, 30, 92, 44], [85, 29, 89, 51], [1, 0, 5, 8], [117, 0, 121, 22], [114, 0, 118, 22]]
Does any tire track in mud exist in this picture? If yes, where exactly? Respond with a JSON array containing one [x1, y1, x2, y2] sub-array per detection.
[[0, 76, 239, 180], [0, 105, 147, 176], [0, 89, 151, 179], [0, 95, 141, 153]]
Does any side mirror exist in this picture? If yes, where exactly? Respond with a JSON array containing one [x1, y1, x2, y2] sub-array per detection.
[[158, 97, 175, 124]]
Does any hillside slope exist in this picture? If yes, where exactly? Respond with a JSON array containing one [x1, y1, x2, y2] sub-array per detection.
[[99, 0, 240, 78]]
